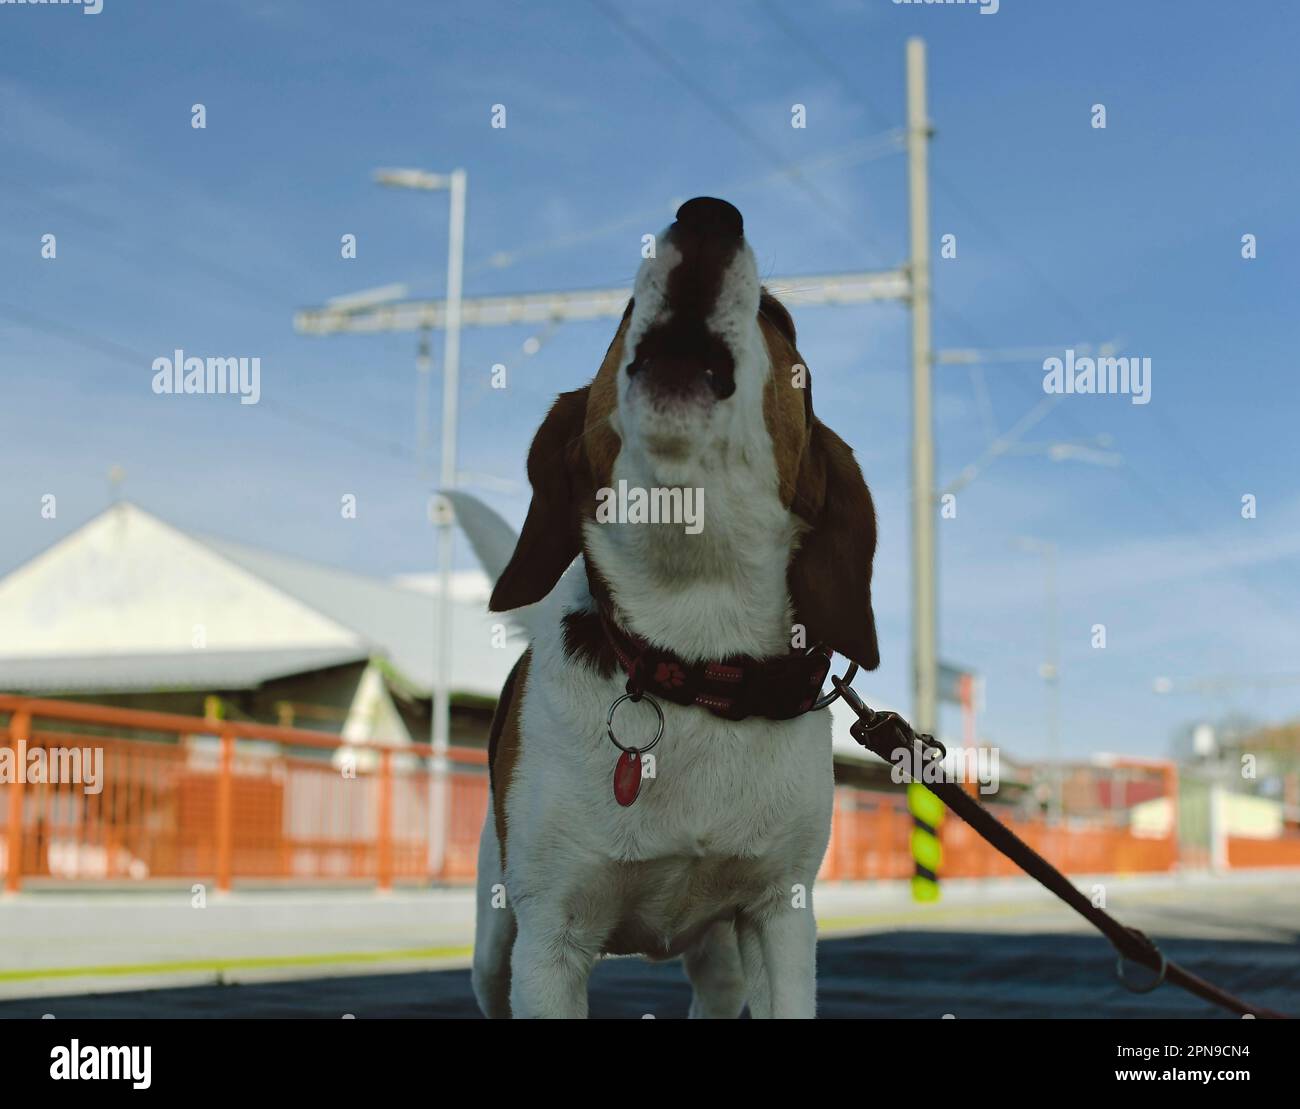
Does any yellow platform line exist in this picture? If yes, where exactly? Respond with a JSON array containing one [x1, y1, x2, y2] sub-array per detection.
[[817, 900, 1051, 932], [3, 898, 1076, 984], [0, 945, 474, 984]]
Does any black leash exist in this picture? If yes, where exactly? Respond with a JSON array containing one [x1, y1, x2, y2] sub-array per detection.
[[830, 675, 1289, 1020]]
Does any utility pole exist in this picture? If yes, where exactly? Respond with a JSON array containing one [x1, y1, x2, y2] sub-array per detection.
[[907, 37, 937, 737], [903, 38, 944, 905]]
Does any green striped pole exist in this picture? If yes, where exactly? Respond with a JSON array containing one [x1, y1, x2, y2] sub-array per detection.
[[909, 781, 944, 901]]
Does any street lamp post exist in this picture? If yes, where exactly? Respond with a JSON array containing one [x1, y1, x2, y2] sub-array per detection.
[[375, 166, 468, 880]]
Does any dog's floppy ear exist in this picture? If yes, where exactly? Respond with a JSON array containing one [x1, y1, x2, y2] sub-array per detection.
[[490, 387, 591, 612], [788, 420, 881, 671]]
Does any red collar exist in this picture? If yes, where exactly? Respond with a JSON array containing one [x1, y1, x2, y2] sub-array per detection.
[[598, 608, 832, 722]]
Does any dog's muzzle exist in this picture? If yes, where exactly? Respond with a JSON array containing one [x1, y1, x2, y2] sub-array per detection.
[[625, 197, 749, 404]]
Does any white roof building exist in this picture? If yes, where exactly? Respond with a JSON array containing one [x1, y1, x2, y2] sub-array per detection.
[[0, 503, 526, 745]]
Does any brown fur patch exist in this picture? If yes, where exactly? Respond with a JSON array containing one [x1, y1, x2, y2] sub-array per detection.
[[759, 308, 811, 507], [488, 389, 591, 612], [786, 422, 881, 670], [561, 608, 618, 678], [488, 649, 531, 867], [756, 290, 881, 670], [487, 303, 629, 615], [583, 304, 628, 493]]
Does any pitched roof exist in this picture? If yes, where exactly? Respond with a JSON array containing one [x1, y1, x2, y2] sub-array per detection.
[[0, 503, 523, 698], [200, 532, 525, 697], [0, 647, 370, 694]]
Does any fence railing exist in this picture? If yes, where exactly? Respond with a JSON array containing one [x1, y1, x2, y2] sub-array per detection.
[[819, 787, 1180, 881], [9, 694, 1287, 891], [0, 695, 485, 892]]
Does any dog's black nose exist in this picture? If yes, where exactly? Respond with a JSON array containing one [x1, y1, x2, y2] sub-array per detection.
[[674, 197, 743, 239]]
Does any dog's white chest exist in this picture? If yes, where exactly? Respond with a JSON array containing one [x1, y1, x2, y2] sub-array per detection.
[[509, 658, 835, 958]]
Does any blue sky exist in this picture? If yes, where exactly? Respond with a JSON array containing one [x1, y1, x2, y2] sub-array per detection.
[[2, 0, 1298, 761]]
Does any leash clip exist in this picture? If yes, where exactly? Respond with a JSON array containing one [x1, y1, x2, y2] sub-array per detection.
[[831, 675, 947, 759], [811, 654, 858, 711]]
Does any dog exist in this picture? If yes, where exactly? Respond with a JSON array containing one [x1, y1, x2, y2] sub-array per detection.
[[454, 197, 880, 1018]]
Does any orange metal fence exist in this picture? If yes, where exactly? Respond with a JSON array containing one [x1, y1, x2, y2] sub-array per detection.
[[0, 696, 485, 892], [1227, 834, 1300, 869], [0, 695, 1195, 891], [818, 787, 1178, 881]]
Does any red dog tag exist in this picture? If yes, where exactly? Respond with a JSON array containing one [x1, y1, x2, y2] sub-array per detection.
[[613, 749, 642, 807]]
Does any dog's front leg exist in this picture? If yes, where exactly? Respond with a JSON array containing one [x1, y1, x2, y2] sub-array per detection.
[[509, 918, 598, 1019], [738, 899, 818, 1019]]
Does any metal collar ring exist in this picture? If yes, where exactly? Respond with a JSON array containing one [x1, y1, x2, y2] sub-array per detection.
[[606, 691, 665, 755]]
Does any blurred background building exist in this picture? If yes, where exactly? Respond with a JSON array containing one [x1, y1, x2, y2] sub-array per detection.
[[0, 500, 522, 751]]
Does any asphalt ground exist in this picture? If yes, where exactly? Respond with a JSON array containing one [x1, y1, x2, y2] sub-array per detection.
[[1, 929, 1295, 1019], [2, 872, 1296, 1018]]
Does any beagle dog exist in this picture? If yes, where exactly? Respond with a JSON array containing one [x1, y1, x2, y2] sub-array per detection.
[[458, 197, 879, 1019]]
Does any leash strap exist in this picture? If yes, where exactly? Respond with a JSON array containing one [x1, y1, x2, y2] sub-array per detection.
[[831, 676, 1288, 1020]]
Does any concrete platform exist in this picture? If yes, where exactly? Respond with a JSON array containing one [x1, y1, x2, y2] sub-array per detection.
[[1, 870, 1296, 1017]]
